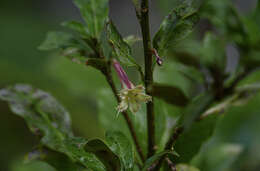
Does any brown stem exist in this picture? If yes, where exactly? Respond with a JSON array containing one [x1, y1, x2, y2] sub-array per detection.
[[138, 0, 156, 158], [153, 127, 183, 171], [166, 157, 177, 171], [104, 63, 145, 162]]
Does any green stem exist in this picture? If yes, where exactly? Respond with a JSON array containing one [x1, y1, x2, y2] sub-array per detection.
[[139, 0, 156, 158]]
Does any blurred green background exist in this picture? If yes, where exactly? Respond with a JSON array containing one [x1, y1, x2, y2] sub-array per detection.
[[0, 0, 260, 171]]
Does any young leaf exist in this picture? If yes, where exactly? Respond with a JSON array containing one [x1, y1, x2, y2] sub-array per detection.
[[151, 83, 190, 107], [153, 2, 199, 56], [38, 31, 75, 51], [62, 20, 89, 38], [105, 131, 135, 171], [142, 150, 179, 171], [74, 0, 109, 38], [105, 21, 139, 67], [0, 84, 106, 171], [124, 35, 142, 46]]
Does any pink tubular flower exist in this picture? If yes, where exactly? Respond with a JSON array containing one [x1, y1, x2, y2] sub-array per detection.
[[113, 59, 152, 113]]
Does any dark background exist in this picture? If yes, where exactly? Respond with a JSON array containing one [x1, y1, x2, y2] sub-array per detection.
[[0, 0, 259, 170]]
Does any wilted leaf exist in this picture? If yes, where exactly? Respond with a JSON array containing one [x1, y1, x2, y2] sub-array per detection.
[[74, 0, 109, 38], [105, 131, 135, 171], [151, 83, 189, 107], [105, 21, 138, 67], [0, 84, 106, 171], [142, 150, 179, 171], [153, 2, 199, 56]]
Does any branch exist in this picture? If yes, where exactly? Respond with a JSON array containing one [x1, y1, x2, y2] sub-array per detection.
[[166, 157, 177, 171], [104, 62, 145, 162], [139, 0, 156, 157], [153, 127, 183, 171]]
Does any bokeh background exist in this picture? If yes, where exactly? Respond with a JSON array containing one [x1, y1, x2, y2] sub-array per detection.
[[0, 0, 259, 171]]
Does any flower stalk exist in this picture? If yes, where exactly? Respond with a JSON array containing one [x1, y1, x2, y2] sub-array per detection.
[[104, 61, 145, 162]]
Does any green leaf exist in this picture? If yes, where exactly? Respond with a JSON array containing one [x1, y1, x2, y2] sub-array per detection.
[[254, 0, 260, 27], [38, 31, 75, 51], [175, 164, 200, 171], [200, 32, 226, 73], [105, 21, 138, 67], [241, 50, 260, 69], [62, 20, 89, 38], [171, 51, 201, 69], [201, 0, 247, 46], [74, 0, 108, 38], [191, 143, 243, 171], [97, 89, 148, 156], [26, 148, 87, 171], [124, 35, 142, 46], [174, 115, 218, 163], [142, 150, 179, 171], [39, 31, 105, 68], [12, 160, 58, 171], [61, 47, 89, 65], [151, 83, 189, 107], [85, 139, 121, 170], [132, 0, 140, 10], [154, 99, 167, 151], [154, 61, 199, 98], [154, 99, 182, 151], [178, 92, 214, 130], [153, 2, 199, 56], [86, 58, 107, 72], [0, 84, 106, 171], [105, 131, 135, 171]]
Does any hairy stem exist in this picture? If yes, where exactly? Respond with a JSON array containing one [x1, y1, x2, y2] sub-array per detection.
[[104, 63, 145, 162], [139, 0, 156, 157]]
